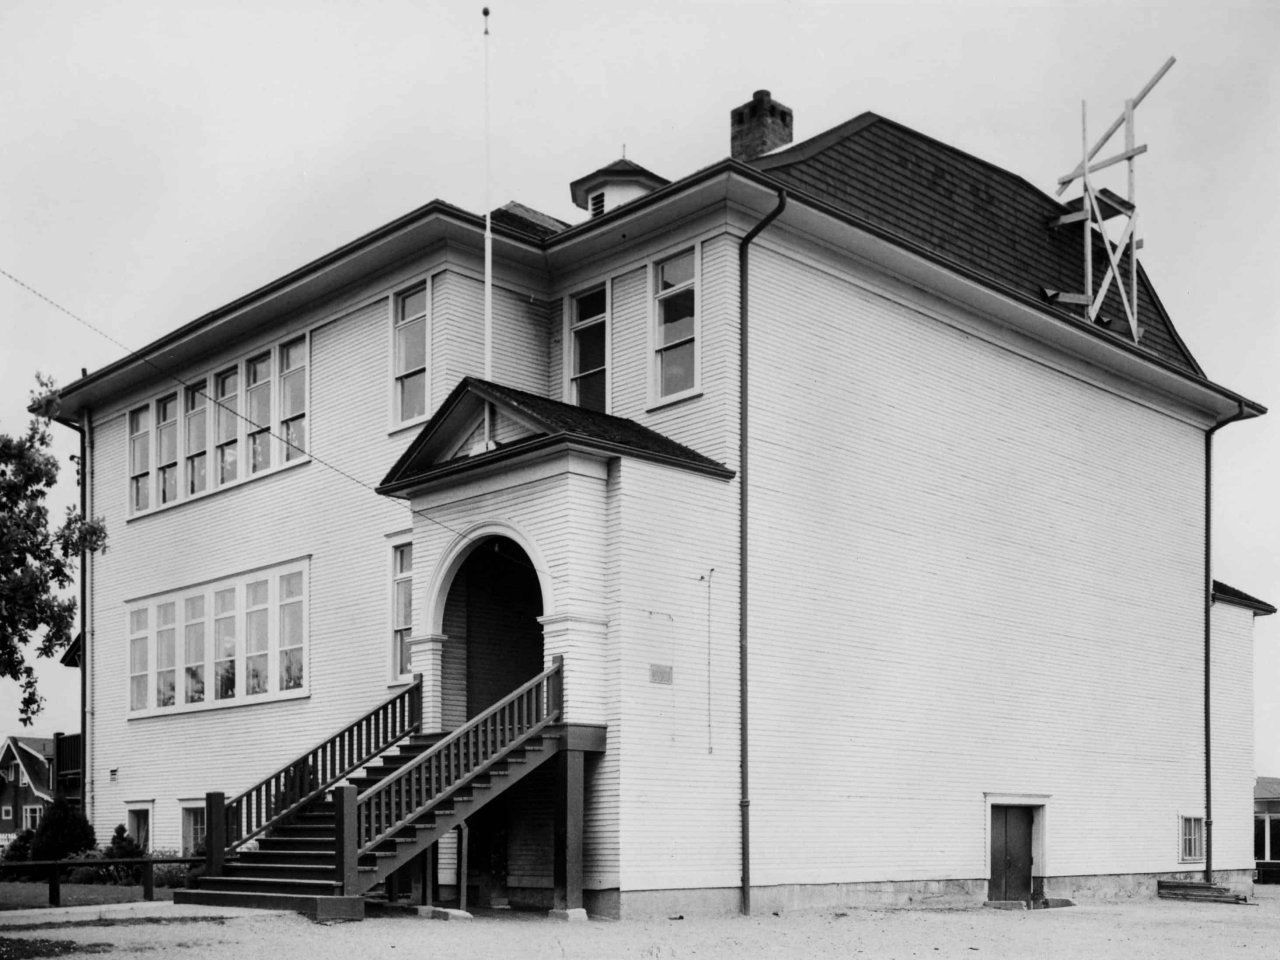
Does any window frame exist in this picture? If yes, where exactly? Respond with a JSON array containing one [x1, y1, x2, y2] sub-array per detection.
[[1180, 815, 1205, 862], [181, 804, 207, 856], [567, 284, 609, 413], [393, 282, 429, 427], [649, 245, 701, 407], [126, 804, 152, 853], [18, 767, 27, 788], [22, 805, 41, 832], [0, 806, 11, 821], [126, 559, 310, 718], [125, 333, 311, 518]]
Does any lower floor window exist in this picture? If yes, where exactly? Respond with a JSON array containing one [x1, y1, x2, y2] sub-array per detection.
[[22, 806, 41, 832], [182, 806, 206, 856], [127, 807, 151, 852], [127, 559, 309, 715], [1181, 816, 1204, 861]]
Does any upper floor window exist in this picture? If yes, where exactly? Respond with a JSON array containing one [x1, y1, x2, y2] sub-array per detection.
[[570, 287, 607, 412], [654, 249, 697, 400], [395, 285, 427, 423], [127, 559, 309, 716], [126, 335, 309, 516], [392, 542, 413, 676]]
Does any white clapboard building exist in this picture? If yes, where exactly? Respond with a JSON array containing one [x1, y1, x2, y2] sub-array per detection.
[[52, 90, 1271, 919]]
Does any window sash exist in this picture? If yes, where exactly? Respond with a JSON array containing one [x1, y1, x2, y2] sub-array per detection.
[[393, 543, 413, 675], [395, 285, 428, 422], [653, 249, 697, 399]]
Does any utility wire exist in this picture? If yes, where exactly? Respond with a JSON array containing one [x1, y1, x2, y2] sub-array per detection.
[[1, 265, 559, 584]]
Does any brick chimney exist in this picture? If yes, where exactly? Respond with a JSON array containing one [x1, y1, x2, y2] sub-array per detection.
[[731, 90, 793, 162]]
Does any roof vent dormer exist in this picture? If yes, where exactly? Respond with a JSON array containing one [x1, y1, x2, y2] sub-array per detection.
[[570, 158, 669, 220]]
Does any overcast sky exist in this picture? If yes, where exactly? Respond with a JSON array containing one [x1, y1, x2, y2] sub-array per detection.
[[2, 0, 1278, 765]]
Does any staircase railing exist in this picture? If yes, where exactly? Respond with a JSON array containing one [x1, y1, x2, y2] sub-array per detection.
[[354, 657, 562, 857], [207, 674, 422, 867]]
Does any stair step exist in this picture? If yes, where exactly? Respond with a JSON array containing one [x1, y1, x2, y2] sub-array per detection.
[[224, 863, 337, 881], [257, 837, 334, 852], [197, 876, 343, 897], [237, 849, 335, 866], [175, 889, 364, 920]]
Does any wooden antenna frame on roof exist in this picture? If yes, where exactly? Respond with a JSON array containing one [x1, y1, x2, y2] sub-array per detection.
[[1047, 57, 1175, 343]]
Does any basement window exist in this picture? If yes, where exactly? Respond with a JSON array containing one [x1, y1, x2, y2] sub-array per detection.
[[1181, 816, 1204, 861]]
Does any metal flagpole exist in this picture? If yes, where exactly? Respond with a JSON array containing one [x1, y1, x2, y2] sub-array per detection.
[[482, 7, 494, 448]]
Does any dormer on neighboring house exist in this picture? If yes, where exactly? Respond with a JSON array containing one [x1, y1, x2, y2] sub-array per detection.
[[569, 158, 669, 219]]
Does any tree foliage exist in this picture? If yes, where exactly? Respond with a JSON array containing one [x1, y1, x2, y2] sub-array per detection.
[[0, 375, 107, 723], [31, 796, 97, 860]]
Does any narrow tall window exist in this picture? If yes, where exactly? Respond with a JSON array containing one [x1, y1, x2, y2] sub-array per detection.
[[279, 338, 307, 461], [215, 369, 239, 484], [654, 249, 697, 398], [185, 383, 208, 495], [184, 595, 206, 704], [571, 287, 607, 412], [1182, 816, 1205, 861], [182, 807, 207, 856], [128, 407, 151, 512], [246, 354, 272, 473], [393, 543, 413, 675], [156, 395, 179, 504], [155, 602, 176, 708], [245, 579, 269, 695], [129, 609, 148, 711], [279, 572, 305, 690], [213, 587, 236, 700], [395, 285, 427, 422]]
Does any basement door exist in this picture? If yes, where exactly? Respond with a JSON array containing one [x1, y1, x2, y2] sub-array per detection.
[[989, 805, 1033, 902]]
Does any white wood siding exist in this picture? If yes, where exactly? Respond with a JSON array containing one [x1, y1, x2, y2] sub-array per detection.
[[1212, 601, 1257, 872], [744, 241, 1210, 886]]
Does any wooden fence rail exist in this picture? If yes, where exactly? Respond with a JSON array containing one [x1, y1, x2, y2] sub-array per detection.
[[0, 856, 203, 907]]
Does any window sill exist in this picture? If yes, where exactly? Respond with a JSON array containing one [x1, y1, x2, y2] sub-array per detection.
[[646, 389, 703, 414], [126, 457, 311, 523], [127, 686, 309, 720]]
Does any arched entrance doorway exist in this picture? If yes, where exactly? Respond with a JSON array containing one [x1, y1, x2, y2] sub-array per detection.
[[440, 536, 545, 722], [438, 535, 550, 908]]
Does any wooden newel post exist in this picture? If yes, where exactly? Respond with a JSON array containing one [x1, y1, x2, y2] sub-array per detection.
[[334, 785, 359, 896], [205, 792, 226, 877], [549, 655, 564, 720], [410, 673, 423, 731]]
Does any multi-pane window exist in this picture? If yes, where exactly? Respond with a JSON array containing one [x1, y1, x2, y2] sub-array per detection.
[[128, 407, 151, 512], [23, 806, 41, 832], [185, 384, 208, 495], [182, 806, 207, 856], [395, 285, 427, 422], [654, 249, 697, 399], [280, 338, 307, 461], [156, 602, 176, 708], [393, 543, 413, 675], [246, 353, 272, 474], [279, 572, 304, 690], [127, 336, 309, 514], [129, 609, 149, 711], [1182, 816, 1205, 861], [128, 562, 307, 714], [570, 287, 607, 412], [216, 369, 239, 484], [213, 588, 236, 700], [156, 395, 179, 504]]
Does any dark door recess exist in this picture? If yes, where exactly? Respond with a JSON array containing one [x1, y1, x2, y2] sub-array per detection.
[[989, 805, 1034, 902]]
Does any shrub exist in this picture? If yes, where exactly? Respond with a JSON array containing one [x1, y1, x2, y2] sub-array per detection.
[[149, 849, 193, 888], [3, 830, 34, 863], [104, 825, 144, 883], [65, 848, 112, 884], [31, 798, 97, 861]]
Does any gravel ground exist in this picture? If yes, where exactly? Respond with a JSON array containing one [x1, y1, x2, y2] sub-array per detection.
[[5, 890, 1280, 960], [0, 885, 173, 912]]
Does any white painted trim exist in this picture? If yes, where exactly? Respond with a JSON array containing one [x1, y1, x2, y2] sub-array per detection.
[[647, 241, 702, 408], [21, 805, 42, 833], [983, 792, 1051, 883], [563, 281, 612, 415], [389, 277, 431, 431], [125, 801, 154, 852], [390, 537, 414, 682]]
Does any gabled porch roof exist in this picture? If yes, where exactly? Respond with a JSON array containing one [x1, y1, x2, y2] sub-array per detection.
[[377, 377, 734, 498]]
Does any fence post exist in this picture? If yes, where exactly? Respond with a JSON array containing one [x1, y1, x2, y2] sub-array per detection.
[[48, 865, 60, 907], [205, 792, 225, 877], [333, 785, 359, 896], [142, 860, 155, 901]]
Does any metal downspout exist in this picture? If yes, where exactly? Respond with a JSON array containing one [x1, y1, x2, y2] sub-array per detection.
[[81, 409, 93, 818], [1204, 401, 1247, 884], [739, 187, 786, 916]]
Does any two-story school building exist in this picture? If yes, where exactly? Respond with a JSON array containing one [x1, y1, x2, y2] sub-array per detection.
[[51, 89, 1268, 918]]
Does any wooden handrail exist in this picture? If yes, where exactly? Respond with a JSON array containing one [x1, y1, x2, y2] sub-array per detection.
[[221, 674, 422, 852], [354, 658, 562, 857]]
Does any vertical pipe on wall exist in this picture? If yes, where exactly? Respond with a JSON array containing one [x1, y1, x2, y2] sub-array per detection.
[[738, 186, 786, 916], [1203, 402, 1247, 884]]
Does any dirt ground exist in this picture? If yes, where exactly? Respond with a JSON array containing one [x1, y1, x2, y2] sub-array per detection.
[[0, 885, 173, 913], [6, 889, 1280, 960]]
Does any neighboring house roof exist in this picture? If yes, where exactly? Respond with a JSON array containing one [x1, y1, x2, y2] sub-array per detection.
[[1257, 776, 1280, 801], [1213, 580, 1277, 616], [489, 201, 570, 240], [751, 112, 1201, 376], [60, 633, 83, 668], [0, 737, 54, 802], [379, 377, 734, 496]]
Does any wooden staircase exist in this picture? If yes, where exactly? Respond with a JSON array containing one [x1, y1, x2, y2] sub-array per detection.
[[177, 660, 576, 920]]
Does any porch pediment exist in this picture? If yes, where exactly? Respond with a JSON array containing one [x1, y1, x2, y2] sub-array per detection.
[[377, 377, 733, 498]]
